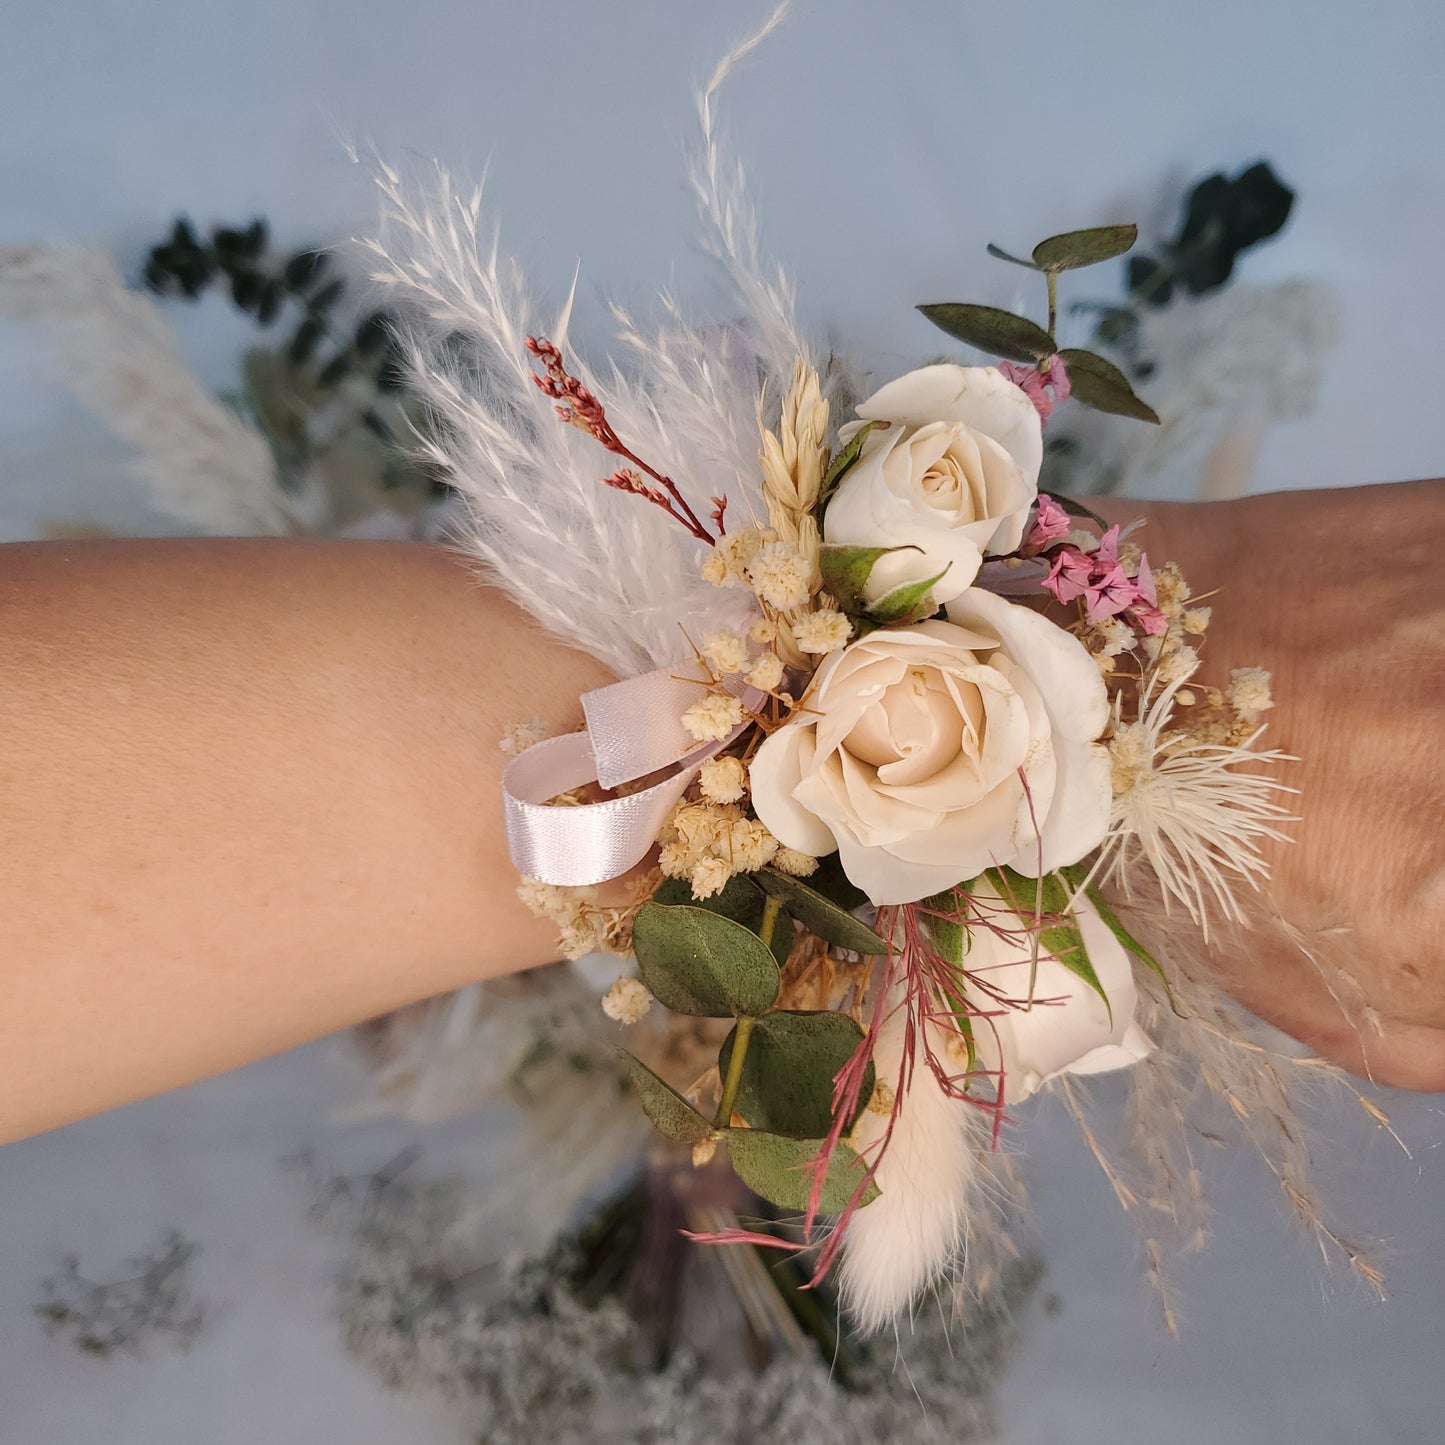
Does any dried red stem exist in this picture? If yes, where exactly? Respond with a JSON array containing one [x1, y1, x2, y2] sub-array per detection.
[[525, 336, 719, 545]]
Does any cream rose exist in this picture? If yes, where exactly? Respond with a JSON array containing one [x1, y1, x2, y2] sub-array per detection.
[[823, 364, 1042, 604], [749, 589, 1111, 904], [963, 877, 1153, 1103]]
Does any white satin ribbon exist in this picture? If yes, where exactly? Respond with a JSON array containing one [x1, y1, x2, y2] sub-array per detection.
[[502, 661, 756, 886]]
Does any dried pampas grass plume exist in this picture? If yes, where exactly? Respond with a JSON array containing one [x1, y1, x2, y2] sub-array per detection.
[[1055, 877, 1390, 1329], [0, 245, 305, 537]]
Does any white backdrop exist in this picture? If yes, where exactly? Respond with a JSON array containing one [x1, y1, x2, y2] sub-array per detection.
[[2, 0, 1443, 501], [2, 3, 1444, 1442]]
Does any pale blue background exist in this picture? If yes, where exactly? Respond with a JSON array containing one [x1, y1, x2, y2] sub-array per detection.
[[1, 3, 1442, 1442]]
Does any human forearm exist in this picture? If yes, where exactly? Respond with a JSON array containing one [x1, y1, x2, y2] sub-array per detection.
[[0, 537, 612, 1140], [1091, 480, 1445, 1089]]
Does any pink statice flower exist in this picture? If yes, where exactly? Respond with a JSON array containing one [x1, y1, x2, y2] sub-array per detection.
[[1023, 492, 1073, 554], [999, 354, 1072, 424], [1040, 523, 1166, 632]]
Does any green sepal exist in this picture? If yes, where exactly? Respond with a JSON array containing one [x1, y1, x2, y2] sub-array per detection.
[[921, 887, 967, 969], [864, 568, 949, 626], [817, 421, 883, 511], [652, 874, 793, 967], [922, 888, 977, 1077], [632, 902, 781, 1018], [983, 866, 1112, 1026], [617, 1050, 714, 1145], [1031, 223, 1139, 272], [755, 868, 888, 956], [819, 542, 921, 614], [726, 1130, 880, 1213], [1057, 348, 1160, 424], [915, 302, 1057, 363], [1060, 864, 1172, 998], [718, 1011, 875, 1138]]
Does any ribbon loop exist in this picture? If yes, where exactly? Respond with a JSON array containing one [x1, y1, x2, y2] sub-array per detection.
[[502, 663, 755, 887]]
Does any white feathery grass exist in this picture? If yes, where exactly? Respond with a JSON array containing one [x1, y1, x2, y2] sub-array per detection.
[[362, 160, 770, 677], [358, 6, 825, 676], [349, 966, 651, 1260], [690, 1, 808, 394], [1100, 672, 1297, 936], [0, 244, 305, 537], [1056, 883, 1389, 1322], [839, 1006, 977, 1335]]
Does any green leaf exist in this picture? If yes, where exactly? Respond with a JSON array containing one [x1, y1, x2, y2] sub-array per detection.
[[1031, 224, 1139, 272], [865, 568, 949, 626], [922, 889, 977, 1075], [726, 1130, 880, 1213], [983, 867, 1111, 1024], [1047, 489, 1108, 530], [916, 303, 1057, 363], [807, 852, 870, 913], [632, 902, 781, 1017], [755, 869, 888, 955], [617, 1050, 715, 1145], [1060, 865, 1172, 995], [652, 875, 792, 967], [718, 1011, 874, 1138], [818, 421, 883, 511], [922, 888, 967, 967], [819, 543, 919, 613], [986, 242, 1041, 270], [1058, 348, 1160, 424]]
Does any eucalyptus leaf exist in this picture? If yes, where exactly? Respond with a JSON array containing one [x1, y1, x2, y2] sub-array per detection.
[[916, 303, 1056, 363], [865, 568, 949, 626], [719, 1011, 874, 1138], [1031, 224, 1138, 272], [652, 875, 793, 967], [819, 543, 919, 613], [1058, 348, 1160, 424], [617, 1050, 714, 1145], [726, 1130, 880, 1213], [756, 869, 888, 955], [632, 902, 781, 1018], [818, 421, 882, 510], [986, 242, 1041, 270]]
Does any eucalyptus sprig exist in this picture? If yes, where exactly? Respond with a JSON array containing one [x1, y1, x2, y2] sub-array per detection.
[[624, 867, 886, 1214], [141, 213, 452, 504], [918, 223, 1160, 425]]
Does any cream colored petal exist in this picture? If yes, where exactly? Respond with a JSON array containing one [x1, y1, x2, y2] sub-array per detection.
[[748, 724, 838, 857], [832, 827, 970, 906], [856, 364, 1043, 486]]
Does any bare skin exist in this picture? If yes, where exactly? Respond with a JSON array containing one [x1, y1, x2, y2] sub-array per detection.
[[0, 538, 613, 1141], [0, 479, 1441, 1142], [1092, 479, 1445, 1093]]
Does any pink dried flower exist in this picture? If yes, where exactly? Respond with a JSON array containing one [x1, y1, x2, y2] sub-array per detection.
[[1023, 493, 1073, 554], [999, 353, 1071, 423]]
